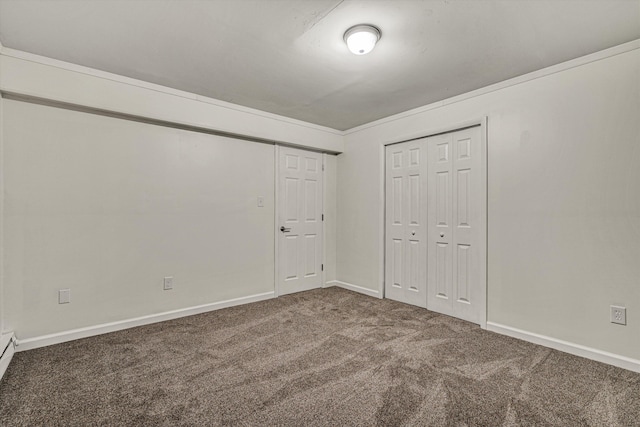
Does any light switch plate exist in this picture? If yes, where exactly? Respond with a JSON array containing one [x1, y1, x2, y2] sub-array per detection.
[[164, 276, 173, 290], [58, 289, 71, 304], [257, 196, 264, 207]]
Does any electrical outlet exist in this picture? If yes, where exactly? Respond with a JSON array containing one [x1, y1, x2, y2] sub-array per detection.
[[58, 289, 71, 304], [257, 196, 264, 207], [610, 305, 626, 325], [163, 276, 174, 290]]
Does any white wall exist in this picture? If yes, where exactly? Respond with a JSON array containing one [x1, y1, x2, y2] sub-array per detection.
[[2, 100, 279, 339], [338, 45, 640, 360]]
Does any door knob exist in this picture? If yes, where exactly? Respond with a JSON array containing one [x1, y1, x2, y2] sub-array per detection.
[[411, 231, 416, 236], [440, 232, 445, 238], [280, 226, 291, 232]]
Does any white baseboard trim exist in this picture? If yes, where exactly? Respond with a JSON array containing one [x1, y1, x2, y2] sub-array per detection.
[[0, 333, 16, 381], [486, 322, 640, 373], [16, 291, 275, 352], [325, 280, 380, 299]]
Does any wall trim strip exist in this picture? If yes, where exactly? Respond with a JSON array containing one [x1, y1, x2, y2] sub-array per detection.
[[16, 292, 275, 352], [325, 280, 381, 299], [487, 322, 640, 373]]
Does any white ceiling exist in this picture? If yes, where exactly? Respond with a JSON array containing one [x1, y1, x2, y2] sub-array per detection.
[[0, 0, 638, 131]]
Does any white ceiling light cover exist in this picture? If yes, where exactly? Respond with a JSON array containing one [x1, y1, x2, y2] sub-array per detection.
[[344, 24, 381, 55]]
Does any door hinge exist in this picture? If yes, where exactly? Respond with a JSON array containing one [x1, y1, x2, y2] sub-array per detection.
[[322, 164, 325, 171], [322, 214, 324, 221], [321, 264, 324, 271]]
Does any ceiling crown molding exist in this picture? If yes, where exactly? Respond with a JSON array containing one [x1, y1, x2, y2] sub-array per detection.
[[344, 38, 640, 135]]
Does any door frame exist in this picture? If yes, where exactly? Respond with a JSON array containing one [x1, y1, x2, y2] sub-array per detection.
[[380, 117, 488, 328], [273, 145, 326, 297]]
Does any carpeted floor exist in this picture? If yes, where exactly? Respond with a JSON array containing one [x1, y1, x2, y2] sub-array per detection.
[[0, 287, 638, 426]]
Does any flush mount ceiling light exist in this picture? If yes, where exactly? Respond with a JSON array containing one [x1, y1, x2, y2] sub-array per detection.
[[344, 24, 381, 55]]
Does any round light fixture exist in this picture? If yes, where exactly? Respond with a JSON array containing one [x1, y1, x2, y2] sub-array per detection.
[[344, 24, 381, 55]]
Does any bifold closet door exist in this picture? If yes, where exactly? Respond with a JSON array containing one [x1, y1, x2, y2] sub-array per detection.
[[384, 139, 428, 308], [427, 126, 485, 324]]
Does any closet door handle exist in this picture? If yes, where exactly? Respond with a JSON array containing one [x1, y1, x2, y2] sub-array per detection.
[[280, 226, 291, 233]]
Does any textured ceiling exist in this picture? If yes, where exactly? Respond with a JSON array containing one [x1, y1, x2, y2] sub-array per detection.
[[0, 0, 638, 130]]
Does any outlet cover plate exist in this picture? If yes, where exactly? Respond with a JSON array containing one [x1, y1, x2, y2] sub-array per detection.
[[610, 305, 626, 325], [164, 277, 174, 290]]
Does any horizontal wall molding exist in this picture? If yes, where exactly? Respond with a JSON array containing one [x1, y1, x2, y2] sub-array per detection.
[[0, 47, 342, 136], [487, 322, 640, 374], [345, 39, 640, 135], [0, 50, 344, 153], [16, 292, 275, 352], [325, 280, 381, 299], [2, 92, 280, 148]]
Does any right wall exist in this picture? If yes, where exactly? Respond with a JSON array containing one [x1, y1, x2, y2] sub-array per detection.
[[338, 42, 640, 361]]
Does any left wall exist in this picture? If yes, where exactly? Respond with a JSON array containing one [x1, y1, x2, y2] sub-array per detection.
[[0, 48, 342, 349], [3, 99, 275, 340]]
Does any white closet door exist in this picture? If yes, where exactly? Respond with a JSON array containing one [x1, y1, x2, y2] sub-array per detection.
[[385, 139, 428, 308], [427, 126, 485, 324], [277, 146, 323, 296]]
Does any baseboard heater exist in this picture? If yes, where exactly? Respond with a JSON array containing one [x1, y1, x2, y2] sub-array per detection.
[[0, 333, 17, 381]]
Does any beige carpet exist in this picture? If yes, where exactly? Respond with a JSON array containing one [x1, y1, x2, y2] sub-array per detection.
[[0, 287, 638, 426]]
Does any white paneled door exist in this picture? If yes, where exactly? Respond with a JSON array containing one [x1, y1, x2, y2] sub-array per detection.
[[385, 139, 428, 308], [427, 126, 485, 324], [277, 146, 323, 296], [385, 125, 486, 325]]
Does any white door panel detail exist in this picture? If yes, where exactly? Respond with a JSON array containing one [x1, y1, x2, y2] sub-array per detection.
[[305, 180, 318, 221], [393, 177, 403, 225], [285, 178, 299, 221], [285, 235, 298, 280], [305, 234, 317, 277], [457, 169, 471, 227], [392, 239, 403, 288], [457, 244, 471, 303], [305, 157, 318, 172]]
